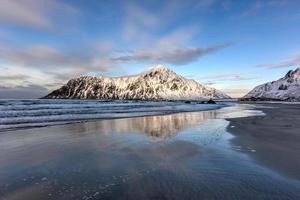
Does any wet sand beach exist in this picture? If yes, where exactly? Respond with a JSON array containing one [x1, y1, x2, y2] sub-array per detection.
[[227, 103, 300, 180], [0, 103, 300, 200]]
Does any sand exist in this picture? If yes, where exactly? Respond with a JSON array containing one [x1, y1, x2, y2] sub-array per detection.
[[1, 103, 300, 199], [227, 103, 300, 180]]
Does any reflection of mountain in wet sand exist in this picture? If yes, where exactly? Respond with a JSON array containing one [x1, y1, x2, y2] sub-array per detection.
[[85, 111, 217, 140]]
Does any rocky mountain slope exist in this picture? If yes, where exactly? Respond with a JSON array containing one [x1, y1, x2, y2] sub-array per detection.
[[44, 65, 230, 100], [243, 67, 300, 101]]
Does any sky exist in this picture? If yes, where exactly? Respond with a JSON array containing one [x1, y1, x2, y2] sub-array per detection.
[[0, 0, 300, 98]]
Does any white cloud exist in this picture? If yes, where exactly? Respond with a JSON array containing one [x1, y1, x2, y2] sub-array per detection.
[[0, 0, 78, 30], [0, 43, 115, 70], [156, 26, 199, 49], [123, 2, 161, 42], [122, 1, 206, 44]]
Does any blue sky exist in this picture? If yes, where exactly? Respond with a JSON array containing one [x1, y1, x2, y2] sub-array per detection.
[[0, 0, 300, 98]]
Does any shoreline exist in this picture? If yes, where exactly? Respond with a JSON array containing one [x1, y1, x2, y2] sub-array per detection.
[[0, 101, 228, 132], [226, 103, 300, 180], [2, 99, 300, 180], [1, 102, 300, 199]]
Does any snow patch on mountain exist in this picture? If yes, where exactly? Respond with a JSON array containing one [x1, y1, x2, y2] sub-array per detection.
[[44, 65, 230, 100], [243, 67, 300, 101]]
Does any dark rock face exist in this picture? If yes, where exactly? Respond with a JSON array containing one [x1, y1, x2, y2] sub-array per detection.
[[278, 84, 288, 90], [207, 99, 216, 104]]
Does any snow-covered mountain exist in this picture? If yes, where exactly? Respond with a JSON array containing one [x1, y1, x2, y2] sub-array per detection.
[[243, 67, 300, 101], [44, 65, 230, 100]]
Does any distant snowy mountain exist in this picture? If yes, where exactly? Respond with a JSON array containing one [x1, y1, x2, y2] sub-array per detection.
[[243, 67, 300, 101], [44, 65, 230, 100]]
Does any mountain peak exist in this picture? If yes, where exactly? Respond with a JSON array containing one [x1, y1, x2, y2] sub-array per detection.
[[144, 65, 173, 73], [243, 67, 300, 101], [284, 67, 300, 80], [44, 65, 230, 100]]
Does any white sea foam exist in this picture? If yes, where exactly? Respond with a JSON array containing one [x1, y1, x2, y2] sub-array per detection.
[[0, 99, 225, 131]]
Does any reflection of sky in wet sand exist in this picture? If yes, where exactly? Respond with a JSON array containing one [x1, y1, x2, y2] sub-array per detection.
[[81, 111, 217, 140], [0, 105, 300, 200]]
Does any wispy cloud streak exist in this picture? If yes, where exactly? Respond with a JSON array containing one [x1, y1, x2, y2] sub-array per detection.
[[113, 44, 230, 65], [198, 72, 257, 84], [256, 54, 300, 69]]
